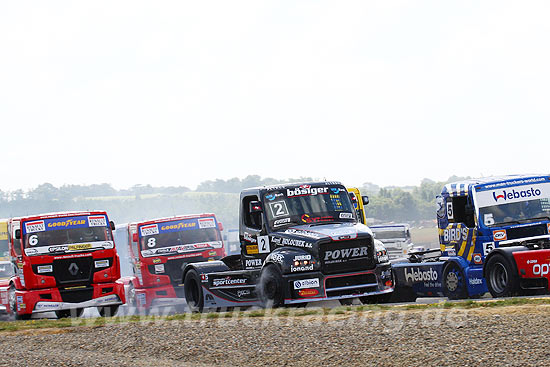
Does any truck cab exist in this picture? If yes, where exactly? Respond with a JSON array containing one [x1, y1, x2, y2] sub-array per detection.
[[392, 175, 550, 300], [7, 211, 125, 319], [115, 214, 225, 310], [183, 181, 393, 311]]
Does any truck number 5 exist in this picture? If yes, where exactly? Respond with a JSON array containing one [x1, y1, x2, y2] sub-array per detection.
[[258, 236, 270, 254]]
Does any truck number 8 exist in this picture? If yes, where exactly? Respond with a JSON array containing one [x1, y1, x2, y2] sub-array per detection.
[[147, 238, 156, 248]]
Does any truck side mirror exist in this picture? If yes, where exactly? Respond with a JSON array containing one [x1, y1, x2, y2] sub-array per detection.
[[15, 229, 21, 240], [132, 233, 138, 243], [249, 201, 263, 213], [218, 222, 224, 231], [362, 196, 369, 206], [110, 221, 115, 230]]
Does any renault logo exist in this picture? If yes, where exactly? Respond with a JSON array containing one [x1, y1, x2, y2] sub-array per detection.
[[68, 263, 79, 276]]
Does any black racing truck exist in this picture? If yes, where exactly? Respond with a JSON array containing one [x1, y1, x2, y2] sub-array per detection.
[[183, 181, 393, 311]]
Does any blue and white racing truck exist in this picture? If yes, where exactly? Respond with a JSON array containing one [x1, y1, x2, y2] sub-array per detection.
[[392, 175, 550, 301]]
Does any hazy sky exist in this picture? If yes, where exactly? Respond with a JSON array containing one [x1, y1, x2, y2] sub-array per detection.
[[1, 1, 549, 192]]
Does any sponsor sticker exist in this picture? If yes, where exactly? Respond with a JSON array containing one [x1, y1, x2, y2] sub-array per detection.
[[339, 212, 353, 219], [140, 224, 159, 236], [154, 264, 165, 273], [293, 278, 320, 290], [246, 244, 259, 255], [273, 218, 291, 227], [473, 253, 483, 265], [68, 243, 92, 251], [493, 230, 507, 241], [88, 215, 107, 227], [198, 218, 216, 229], [25, 220, 45, 233], [298, 289, 319, 298]]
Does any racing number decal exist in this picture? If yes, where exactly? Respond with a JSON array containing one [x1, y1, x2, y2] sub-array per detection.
[[257, 236, 270, 254], [483, 242, 495, 256], [447, 202, 454, 220], [484, 213, 495, 226], [147, 238, 156, 248], [269, 201, 289, 218], [28, 234, 39, 246]]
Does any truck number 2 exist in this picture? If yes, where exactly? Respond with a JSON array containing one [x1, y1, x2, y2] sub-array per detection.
[[258, 236, 270, 254]]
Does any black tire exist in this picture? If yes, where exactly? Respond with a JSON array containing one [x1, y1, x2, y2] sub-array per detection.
[[98, 305, 119, 317], [258, 265, 284, 308], [184, 269, 204, 313], [55, 308, 84, 319], [8, 284, 31, 320], [442, 262, 468, 300], [486, 254, 519, 298]]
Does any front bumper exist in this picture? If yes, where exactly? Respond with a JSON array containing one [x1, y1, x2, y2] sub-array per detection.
[[283, 263, 393, 304], [15, 281, 125, 314]]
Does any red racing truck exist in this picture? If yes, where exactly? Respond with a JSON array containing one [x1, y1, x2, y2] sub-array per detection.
[[8, 211, 125, 319], [115, 214, 225, 311]]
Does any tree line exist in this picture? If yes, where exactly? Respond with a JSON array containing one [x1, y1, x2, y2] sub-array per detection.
[[0, 175, 468, 228]]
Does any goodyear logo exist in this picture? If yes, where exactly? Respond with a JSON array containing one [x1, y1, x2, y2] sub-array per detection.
[[160, 222, 196, 231], [68, 243, 92, 251], [48, 219, 86, 228]]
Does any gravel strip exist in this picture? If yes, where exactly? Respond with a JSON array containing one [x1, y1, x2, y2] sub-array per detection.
[[1, 305, 549, 366]]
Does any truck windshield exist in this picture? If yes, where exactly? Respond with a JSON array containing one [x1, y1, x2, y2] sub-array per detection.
[[475, 182, 550, 227], [263, 184, 356, 229], [22, 214, 113, 255], [138, 217, 221, 252], [372, 229, 408, 240]]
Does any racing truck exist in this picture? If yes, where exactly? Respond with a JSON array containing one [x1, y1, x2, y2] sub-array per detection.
[[370, 223, 414, 260], [115, 214, 225, 311], [7, 211, 125, 319], [391, 175, 550, 301], [182, 181, 393, 311]]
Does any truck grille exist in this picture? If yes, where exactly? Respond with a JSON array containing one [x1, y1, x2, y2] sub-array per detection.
[[53, 256, 94, 286], [319, 238, 375, 275], [149, 256, 205, 285]]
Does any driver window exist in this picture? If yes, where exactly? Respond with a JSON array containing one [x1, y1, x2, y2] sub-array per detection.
[[243, 195, 262, 230], [448, 196, 475, 227]]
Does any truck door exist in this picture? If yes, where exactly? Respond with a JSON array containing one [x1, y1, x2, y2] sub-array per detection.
[[241, 195, 269, 269], [441, 195, 477, 261]]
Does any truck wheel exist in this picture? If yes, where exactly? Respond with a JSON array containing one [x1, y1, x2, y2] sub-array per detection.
[[486, 254, 519, 298], [443, 262, 468, 300], [184, 269, 204, 312], [98, 305, 119, 317], [259, 265, 284, 308], [56, 308, 84, 319], [8, 285, 31, 321]]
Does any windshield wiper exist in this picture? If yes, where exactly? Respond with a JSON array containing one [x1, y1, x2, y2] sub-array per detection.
[[496, 220, 522, 226]]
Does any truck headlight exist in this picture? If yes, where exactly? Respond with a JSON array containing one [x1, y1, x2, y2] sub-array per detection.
[[374, 241, 389, 263], [37, 265, 53, 273]]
